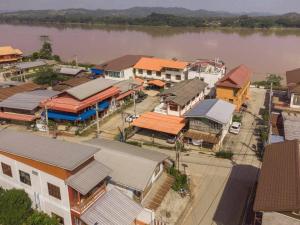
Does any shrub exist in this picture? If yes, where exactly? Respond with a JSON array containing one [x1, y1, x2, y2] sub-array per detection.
[[215, 150, 234, 159], [126, 141, 142, 147], [168, 167, 188, 191], [232, 114, 242, 123]]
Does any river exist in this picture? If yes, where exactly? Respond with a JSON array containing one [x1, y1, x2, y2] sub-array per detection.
[[1, 23, 300, 80]]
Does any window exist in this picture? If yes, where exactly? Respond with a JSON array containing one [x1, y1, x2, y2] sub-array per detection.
[[293, 94, 300, 106], [229, 99, 234, 103], [169, 104, 178, 111], [147, 70, 152, 75], [133, 68, 136, 74], [19, 170, 31, 186], [166, 74, 171, 79], [48, 183, 61, 200], [156, 71, 161, 77], [52, 213, 64, 225], [138, 69, 143, 74], [1, 162, 12, 177], [175, 75, 181, 80]]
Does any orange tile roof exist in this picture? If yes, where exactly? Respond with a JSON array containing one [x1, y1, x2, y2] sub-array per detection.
[[0, 112, 36, 122], [132, 112, 185, 135], [0, 46, 23, 56], [43, 86, 119, 113], [134, 57, 188, 71], [134, 77, 144, 85], [148, 80, 165, 88]]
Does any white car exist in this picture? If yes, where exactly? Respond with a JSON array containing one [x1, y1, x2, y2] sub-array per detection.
[[125, 114, 139, 123], [230, 122, 241, 134]]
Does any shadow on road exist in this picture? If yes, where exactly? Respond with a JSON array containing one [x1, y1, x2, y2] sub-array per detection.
[[213, 165, 259, 225]]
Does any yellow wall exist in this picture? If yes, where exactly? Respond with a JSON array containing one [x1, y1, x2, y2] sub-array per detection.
[[216, 81, 250, 111]]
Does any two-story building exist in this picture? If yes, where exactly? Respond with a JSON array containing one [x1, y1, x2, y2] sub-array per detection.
[[154, 79, 208, 117], [216, 65, 252, 111], [133, 57, 189, 86], [187, 59, 226, 97], [184, 99, 235, 150], [0, 46, 23, 64], [0, 129, 155, 225]]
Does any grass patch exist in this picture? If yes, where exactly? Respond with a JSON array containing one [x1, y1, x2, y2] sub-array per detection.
[[215, 150, 234, 159], [233, 114, 242, 123], [126, 140, 142, 147], [168, 166, 188, 192]]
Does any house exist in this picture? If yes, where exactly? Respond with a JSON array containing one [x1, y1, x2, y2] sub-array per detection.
[[88, 138, 171, 211], [94, 55, 148, 80], [15, 60, 47, 74], [282, 111, 300, 141], [57, 67, 86, 77], [0, 129, 151, 225], [154, 79, 208, 117], [184, 99, 235, 150], [187, 59, 226, 96], [133, 57, 189, 86], [253, 140, 300, 225], [0, 46, 23, 63], [43, 78, 119, 123], [0, 90, 59, 123], [216, 65, 252, 111], [113, 79, 143, 105], [0, 82, 41, 101], [53, 77, 91, 92]]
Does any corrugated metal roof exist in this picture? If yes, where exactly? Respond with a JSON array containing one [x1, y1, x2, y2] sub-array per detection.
[[59, 67, 85, 75], [282, 111, 300, 140], [66, 78, 118, 100], [88, 138, 168, 191], [134, 57, 188, 71], [0, 129, 99, 171], [184, 99, 235, 124], [81, 188, 143, 225], [66, 160, 111, 195], [254, 140, 300, 212], [15, 60, 46, 70], [0, 82, 41, 101], [114, 79, 141, 94], [0, 90, 59, 111]]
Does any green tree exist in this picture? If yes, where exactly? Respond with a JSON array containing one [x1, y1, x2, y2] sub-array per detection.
[[33, 68, 69, 86], [0, 189, 32, 225], [266, 74, 282, 87], [25, 211, 59, 225], [39, 42, 53, 59]]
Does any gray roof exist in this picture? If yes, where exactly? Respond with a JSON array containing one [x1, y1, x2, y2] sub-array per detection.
[[161, 79, 208, 107], [184, 99, 235, 124], [0, 90, 59, 111], [66, 78, 117, 100], [59, 67, 85, 76], [81, 188, 143, 225], [282, 112, 300, 140], [114, 79, 141, 94], [15, 60, 46, 70], [66, 160, 111, 195], [88, 138, 168, 191], [0, 129, 99, 171]]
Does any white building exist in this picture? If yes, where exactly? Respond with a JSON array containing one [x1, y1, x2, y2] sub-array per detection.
[[187, 59, 226, 96], [154, 79, 208, 117]]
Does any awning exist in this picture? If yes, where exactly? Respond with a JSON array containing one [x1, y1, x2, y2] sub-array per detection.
[[116, 90, 133, 101], [184, 129, 220, 144], [148, 79, 165, 88], [132, 112, 185, 135], [80, 188, 143, 225], [47, 109, 96, 121], [0, 112, 36, 122]]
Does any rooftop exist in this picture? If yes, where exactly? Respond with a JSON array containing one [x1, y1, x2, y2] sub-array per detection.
[[58, 67, 85, 76], [286, 68, 300, 86], [0, 90, 59, 111], [134, 57, 188, 71], [96, 55, 149, 72], [282, 111, 300, 140], [15, 60, 46, 70], [160, 79, 208, 107], [254, 140, 300, 212], [66, 78, 117, 100], [184, 99, 235, 124], [113, 79, 142, 94], [0, 46, 22, 56], [0, 82, 41, 101], [0, 129, 99, 171], [88, 138, 168, 191], [217, 65, 252, 89], [53, 77, 91, 92]]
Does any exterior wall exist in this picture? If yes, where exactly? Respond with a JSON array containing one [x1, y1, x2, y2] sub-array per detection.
[[216, 82, 250, 111], [290, 93, 300, 109], [105, 67, 134, 81], [135, 68, 186, 83], [0, 153, 72, 225]]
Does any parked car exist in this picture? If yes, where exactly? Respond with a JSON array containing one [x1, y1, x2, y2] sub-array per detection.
[[229, 122, 241, 134], [125, 114, 139, 123], [166, 136, 177, 144]]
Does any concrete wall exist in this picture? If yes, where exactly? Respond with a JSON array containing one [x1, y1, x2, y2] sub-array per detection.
[[105, 67, 135, 81], [290, 93, 300, 109], [0, 154, 72, 225], [135, 69, 185, 83]]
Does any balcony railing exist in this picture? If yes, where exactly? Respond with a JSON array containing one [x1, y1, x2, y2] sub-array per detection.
[[71, 186, 106, 215]]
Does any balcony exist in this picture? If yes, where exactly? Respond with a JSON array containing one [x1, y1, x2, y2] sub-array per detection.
[[71, 185, 106, 215], [154, 103, 167, 115]]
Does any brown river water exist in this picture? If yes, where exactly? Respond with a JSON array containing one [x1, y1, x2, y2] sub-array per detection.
[[1, 23, 300, 80]]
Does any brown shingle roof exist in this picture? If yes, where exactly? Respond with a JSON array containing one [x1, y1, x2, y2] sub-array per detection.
[[96, 55, 150, 72], [53, 77, 91, 91], [0, 83, 41, 101], [253, 140, 300, 212], [286, 68, 300, 86], [217, 65, 252, 89]]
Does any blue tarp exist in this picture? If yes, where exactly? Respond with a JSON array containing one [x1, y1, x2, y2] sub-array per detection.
[[90, 68, 104, 75], [99, 100, 109, 111]]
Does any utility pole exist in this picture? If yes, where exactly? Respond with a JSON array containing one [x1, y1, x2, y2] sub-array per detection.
[[45, 105, 49, 136], [95, 103, 100, 137], [121, 112, 125, 142], [268, 82, 273, 144]]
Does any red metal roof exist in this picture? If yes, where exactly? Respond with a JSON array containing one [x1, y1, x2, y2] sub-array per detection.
[[0, 112, 36, 122], [43, 86, 119, 113], [132, 112, 185, 135], [148, 80, 166, 88], [217, 65, 252, 89]]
